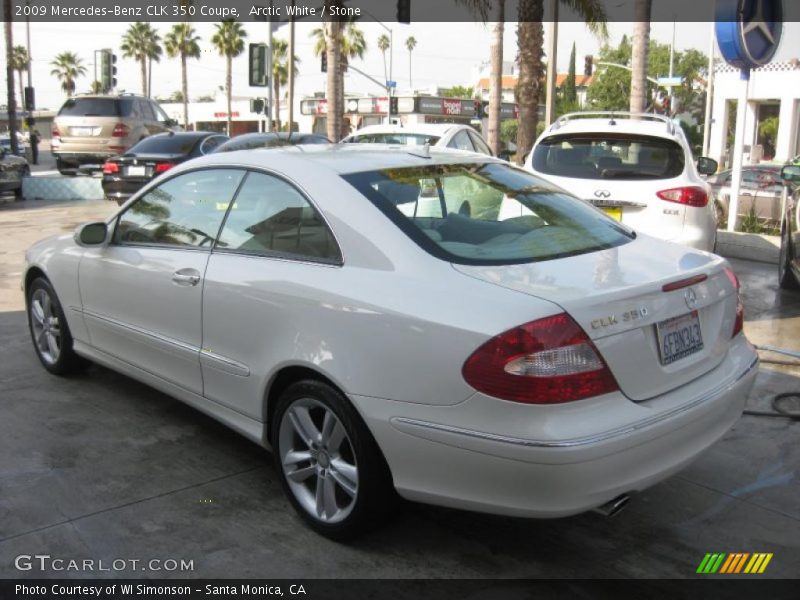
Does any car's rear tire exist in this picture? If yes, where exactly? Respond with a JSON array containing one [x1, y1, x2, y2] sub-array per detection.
[[56, 158, 75, 177], [27, 277, 88, 375], [778, 225, 800, 290], [13, 166, 30, 201], [272, 379, 395, 540]]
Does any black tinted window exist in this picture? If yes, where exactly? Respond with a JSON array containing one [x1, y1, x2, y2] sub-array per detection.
[[216, 172, 341, 263], [448, 130, 475, 152], [532, 134, 685, 180], [130, 135, 201, 155], [115, 169, 245, 248], [345, 133, 440, 146], [58, 98, 120, 117]]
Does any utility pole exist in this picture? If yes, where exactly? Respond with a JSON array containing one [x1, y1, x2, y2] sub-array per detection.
[[266, 9, 273, 132], [287, 14, 295, 133], [4, 0, 20, 156], [702, 26, 715, 158], [544, 0, 558, 127]]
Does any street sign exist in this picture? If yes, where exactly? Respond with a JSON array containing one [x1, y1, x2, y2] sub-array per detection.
[[386, 80, 397, 89], [656, 76, 684, 87], [715, 0, 783, 73]]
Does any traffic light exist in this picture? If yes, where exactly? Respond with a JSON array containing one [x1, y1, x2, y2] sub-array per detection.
[[397, 0, 410, 23], [101, 49, 117, 93], [249, 43, 268, 87], [389, 96, 399, 115], [24, 86, 35, 112], [584, 55, 593, 77], [321, 52, 327, 73], [250, 98, 265, 114]]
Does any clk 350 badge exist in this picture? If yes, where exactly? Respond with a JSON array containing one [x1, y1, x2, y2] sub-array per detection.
[[591, 307, 648, 329]]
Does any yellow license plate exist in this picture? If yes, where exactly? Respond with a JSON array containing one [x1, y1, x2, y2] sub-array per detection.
[[602, 207, 622, 221]]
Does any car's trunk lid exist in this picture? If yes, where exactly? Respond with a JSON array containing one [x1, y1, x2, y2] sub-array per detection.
[[453, 234, 738, 401]]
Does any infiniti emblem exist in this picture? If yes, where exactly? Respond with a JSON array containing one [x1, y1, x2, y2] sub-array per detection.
[[685, 287, 698, 309], [594, 190, 611, 198]]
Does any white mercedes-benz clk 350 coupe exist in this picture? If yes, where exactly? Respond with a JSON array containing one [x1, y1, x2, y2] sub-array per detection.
[[23, 145, 758, 539]]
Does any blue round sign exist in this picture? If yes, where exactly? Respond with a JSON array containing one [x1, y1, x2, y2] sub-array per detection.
[[715, 0, 783, 71]]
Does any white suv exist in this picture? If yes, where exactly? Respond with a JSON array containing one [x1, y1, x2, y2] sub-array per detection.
[[524, 112, 718, 251]]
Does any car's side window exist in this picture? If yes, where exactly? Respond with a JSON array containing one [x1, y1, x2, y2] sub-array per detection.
[[216, 171, 342, 263], [197, 135, 227, 155], [153, 103, 171, 125], [114, 169, 245, 248], [138, 99, 155, 121], [468, 130, 492, 156], [448, 130, 475, 152]]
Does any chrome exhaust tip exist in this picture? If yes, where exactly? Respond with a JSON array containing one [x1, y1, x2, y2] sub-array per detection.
[[592, 494, 631, 517]]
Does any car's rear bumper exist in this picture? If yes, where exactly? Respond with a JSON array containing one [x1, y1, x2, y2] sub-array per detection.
[[351, 335, 758, 518], [102, 176, 151, 201]]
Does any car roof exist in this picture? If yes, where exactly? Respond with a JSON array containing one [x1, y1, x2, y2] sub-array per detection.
[[145, 131, 221, 140], [347, 123, 463, 137], [177, 143, 501, 175], [539, 117, 681, 142]]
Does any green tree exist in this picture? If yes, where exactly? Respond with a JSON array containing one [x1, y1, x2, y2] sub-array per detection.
[[121, 22, 163, 96], [211, 19, 247, 136], [515, 0, 608, 165], [377, 33, 390, 89], [90, 80, 104, 94], [563, 42, 577, 105], [271, 37, 300, 132], [50, 51, 86, 97], [442, 86, 474, 98], [406, 35, 417, 90], [10, 46, 28, 111], [165, 23, 201, 129]]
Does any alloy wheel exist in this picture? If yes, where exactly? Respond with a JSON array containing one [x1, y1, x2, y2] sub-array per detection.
[[29, 288, 61, 365], [278, 397, 359, 524]]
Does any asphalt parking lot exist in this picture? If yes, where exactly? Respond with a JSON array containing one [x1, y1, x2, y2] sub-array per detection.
[[0, 198, 799, 579]]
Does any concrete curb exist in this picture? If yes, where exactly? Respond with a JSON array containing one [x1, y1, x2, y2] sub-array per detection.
[[22, 175, 103, 202], [715, 230, 780, 265]]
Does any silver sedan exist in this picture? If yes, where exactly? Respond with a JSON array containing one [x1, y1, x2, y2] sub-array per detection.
[[24, 145, 758, 538]]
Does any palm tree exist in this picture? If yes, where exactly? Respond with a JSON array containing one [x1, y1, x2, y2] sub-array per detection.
[[90, 80, 103, 94], [121, 22, 163, 97], [10, 46, 28, 111], [515, 0, 607, 165], [165, 23, 201, 129], [405, 36, 417, 90], [211, 19, 247, 136], [50, 52, 87, 97], [311, 21, 366, 140], [488, 2, 504, 155], [630, 0, 652, 113], [377, 33, 390, 88], [271, 37, 300, 132]]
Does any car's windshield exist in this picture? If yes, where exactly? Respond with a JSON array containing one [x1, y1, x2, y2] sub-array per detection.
[[532, 133, 685, 180], [344, 133, 441, 146], [344, 162, 633, 265]]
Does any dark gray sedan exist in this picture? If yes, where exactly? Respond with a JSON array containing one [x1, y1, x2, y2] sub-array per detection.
[[0, 145, 30, 201]]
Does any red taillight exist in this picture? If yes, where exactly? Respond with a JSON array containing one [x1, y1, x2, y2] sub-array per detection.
[[656, 186, 709, 207], [723, 266, 740, 291], [154, 162, 175, 174], [102, 161, 119, 175], [662, 273, 708, 292], [51, 125, 60, 139], [462, 313, 619, 404], [111, 122, 130, 137]]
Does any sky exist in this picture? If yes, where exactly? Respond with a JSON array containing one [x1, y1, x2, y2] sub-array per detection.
[[3, 20, 800, 112]]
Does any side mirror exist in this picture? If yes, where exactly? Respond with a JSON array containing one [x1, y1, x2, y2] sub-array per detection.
[[780, 164, 800, 184], [696, 157, 718, 176], [74, 222, 108, 247]]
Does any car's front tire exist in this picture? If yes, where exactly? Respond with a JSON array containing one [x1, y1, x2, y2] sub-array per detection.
[[272, 379, 395, 540], [27, 277, 87, 375]]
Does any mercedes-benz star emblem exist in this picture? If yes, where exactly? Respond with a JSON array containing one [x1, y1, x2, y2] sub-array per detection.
[[594, 190, 611, 198], [685, 287, 698, 310]]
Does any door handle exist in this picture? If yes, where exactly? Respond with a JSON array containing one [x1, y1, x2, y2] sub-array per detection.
[[172, 269, 201, 287]]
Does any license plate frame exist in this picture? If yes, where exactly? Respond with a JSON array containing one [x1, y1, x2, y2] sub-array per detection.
[[70, 127, 93, 137], [125, 165, 147, 177], [656, 310, 704, 366], [601, 206, 622, 221]]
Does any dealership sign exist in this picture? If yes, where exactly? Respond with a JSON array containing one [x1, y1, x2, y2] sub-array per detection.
[[715, 0, 783, 72]]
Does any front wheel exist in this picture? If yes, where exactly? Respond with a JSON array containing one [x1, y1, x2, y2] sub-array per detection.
[[778, 225, 800, 290], [272, 380, 395, 539], [27, 277, 87, 375]]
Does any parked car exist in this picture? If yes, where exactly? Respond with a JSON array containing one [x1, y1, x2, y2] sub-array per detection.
[[524, 112, 719, 252], [51, 93, 179, 175], [778, 164, 800, 289], [708, 165, 784, 225], [0, 144, 30, 200], [101, 131, 229, 205], [214, 132, 330, 153], [341, 123, 494, 156], [0, 134, 33, 163], [24, 146, 757, 539]]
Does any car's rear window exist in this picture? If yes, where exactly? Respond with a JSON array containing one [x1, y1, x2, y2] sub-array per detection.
[[344, 162, 633, 266], [58, 98, 135, 117], [532, 133, 685, 180], [129, 135, 199, 155], [344, 133, 441, 146]]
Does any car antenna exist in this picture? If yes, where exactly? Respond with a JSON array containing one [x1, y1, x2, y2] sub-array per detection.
[[609, 113, 616, 126]]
